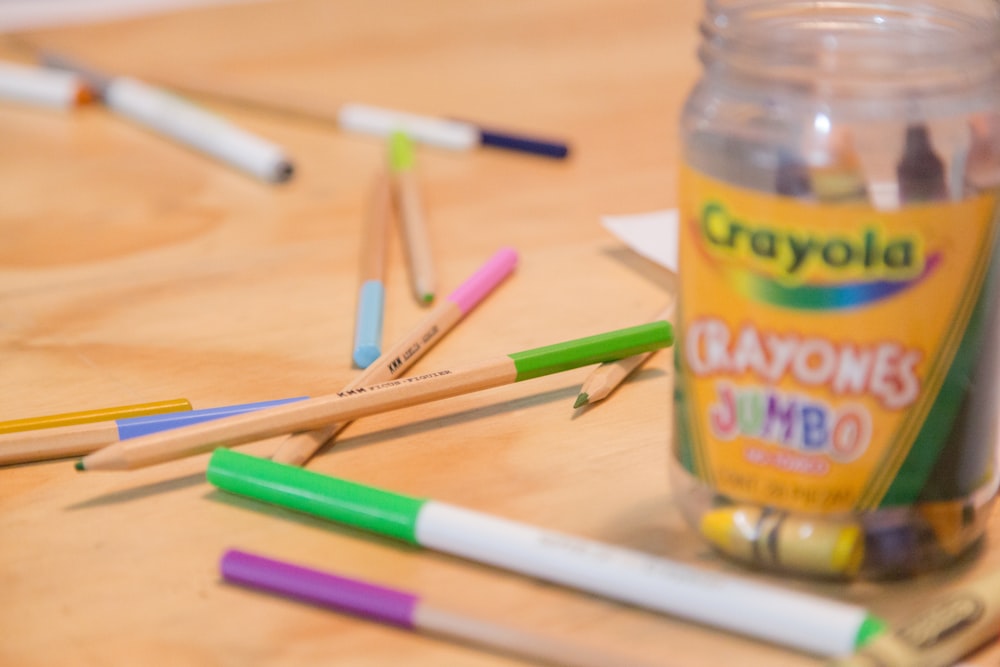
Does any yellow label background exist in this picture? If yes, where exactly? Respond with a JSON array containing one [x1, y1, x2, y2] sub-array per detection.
[[677, 165, 998, 513]]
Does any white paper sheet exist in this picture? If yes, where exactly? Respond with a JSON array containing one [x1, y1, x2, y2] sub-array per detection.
[[600, 208, 678, 273]]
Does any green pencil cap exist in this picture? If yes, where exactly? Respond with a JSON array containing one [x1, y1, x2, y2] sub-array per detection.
[[206, 448, 427, 544], [509, 320, 673, 381]]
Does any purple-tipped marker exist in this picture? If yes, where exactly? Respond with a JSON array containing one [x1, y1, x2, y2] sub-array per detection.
[[221, 549, 417, 628], [219, 548, 662, 667]]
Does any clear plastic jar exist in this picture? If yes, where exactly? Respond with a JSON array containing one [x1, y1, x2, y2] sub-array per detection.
[[673, 0, 1000, 579]]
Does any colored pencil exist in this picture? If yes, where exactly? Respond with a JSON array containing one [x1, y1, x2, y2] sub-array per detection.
[[352, 169, 394, 369], [0, 398, 304, 467], [76, 321, 673, 471], [573, 303, 675, 409], [272, 247, 518, 466], [0, 398, 190, 435], [207, 450, 885, 658], [221, 548, 662, 667], [41, 52, 294, 183], [0, 60, 93, 109], [388, 131, 436, 305]]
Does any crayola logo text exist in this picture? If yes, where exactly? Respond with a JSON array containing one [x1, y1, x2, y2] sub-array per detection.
[[699, 202, 924, 281]]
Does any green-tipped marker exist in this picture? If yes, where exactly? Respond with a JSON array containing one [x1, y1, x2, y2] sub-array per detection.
[[388, 131, 436, 306], [77, 321, 674, 471]]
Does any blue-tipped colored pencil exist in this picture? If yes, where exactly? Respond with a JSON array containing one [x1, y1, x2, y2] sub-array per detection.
[[352, 170, 393, 368]]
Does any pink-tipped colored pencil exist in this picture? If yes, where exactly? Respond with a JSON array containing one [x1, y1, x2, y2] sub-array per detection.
[[269, 247, 519, 465]]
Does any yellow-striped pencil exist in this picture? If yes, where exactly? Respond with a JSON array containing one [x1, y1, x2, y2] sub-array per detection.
[[0, 398, 191, 435], [0, 398, 306, 467], [0, 398, 191, 465]]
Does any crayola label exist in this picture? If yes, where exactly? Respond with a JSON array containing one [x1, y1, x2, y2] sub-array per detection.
[[674, 165, 1000, 514]]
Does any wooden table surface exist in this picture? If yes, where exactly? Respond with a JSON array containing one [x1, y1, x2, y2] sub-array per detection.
[[2, 1, 999, 665]]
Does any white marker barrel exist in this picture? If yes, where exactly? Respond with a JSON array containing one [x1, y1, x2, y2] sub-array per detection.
[[416, 501, 873, 657], [105, 77, 294, 182], [338, 102, 478, 151]]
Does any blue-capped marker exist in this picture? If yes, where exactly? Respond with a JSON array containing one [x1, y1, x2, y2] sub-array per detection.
[[336, 102, 571, 160], [477, 125, 570, 159]]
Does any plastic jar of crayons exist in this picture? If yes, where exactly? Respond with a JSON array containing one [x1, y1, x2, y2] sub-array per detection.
[[671, 0, 1000, 580]]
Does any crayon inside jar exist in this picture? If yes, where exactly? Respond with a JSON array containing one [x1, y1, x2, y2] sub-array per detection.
[[699, 503, 865, 579], [688, 492, 997, 579]]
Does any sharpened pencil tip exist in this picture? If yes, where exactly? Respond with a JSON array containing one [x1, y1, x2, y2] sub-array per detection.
[[573, 393, 589, 409], [421, 293, 434, 304], [74, 459, 86, 471]]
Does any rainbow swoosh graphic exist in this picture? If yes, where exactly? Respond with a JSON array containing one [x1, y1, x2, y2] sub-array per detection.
[[719, 253, 942, 310]]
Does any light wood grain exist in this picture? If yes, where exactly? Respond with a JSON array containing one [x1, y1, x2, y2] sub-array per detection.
[[1, 1, 999, 666]]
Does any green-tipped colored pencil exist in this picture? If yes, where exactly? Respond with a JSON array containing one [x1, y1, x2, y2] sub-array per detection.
[[77, 321, 673, 472]]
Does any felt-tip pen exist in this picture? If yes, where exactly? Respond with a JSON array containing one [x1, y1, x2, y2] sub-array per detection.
[[41, 52, 294, 183], [338, 102, 569, 159], [0, 60, 93, 109]]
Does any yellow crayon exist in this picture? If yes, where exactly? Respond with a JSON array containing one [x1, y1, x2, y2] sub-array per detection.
[[809, 159, 868, 202], [700, 504, 865, 578], [829, 568, 1000, 667], [811, 129, 868, 202], [0, 398, 192, 435], [778, 127, 868, 203]]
